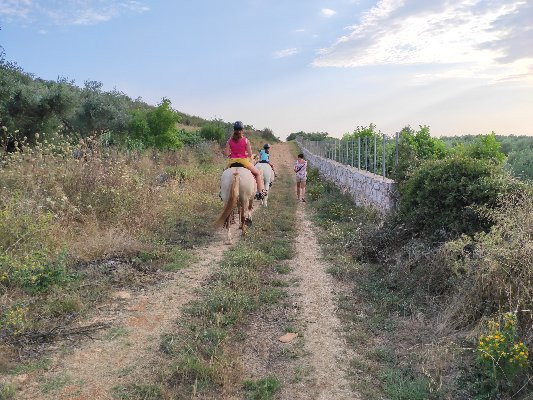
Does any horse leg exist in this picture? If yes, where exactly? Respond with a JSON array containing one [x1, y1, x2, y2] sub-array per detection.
[[240, 203, 247, 236], [224, 214, 232, 244]]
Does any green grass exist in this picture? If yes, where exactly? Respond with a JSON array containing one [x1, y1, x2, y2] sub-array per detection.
[[243, 376, 281, 400], [274, 264, 291, 274], [6, 357, 52, 375], [111, 384, 163, 400], [0, 383, 16, 400], [39, 373, 71, 394], [163, 248, 198, 271], [105, 326, 130, 341], [380, 368, 430, 400]]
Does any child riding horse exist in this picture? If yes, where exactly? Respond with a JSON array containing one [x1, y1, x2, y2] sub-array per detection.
[[224, 121, 265, 199]]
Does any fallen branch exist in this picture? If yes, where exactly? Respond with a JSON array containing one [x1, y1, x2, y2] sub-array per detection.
[[11, 322, 111, 344]]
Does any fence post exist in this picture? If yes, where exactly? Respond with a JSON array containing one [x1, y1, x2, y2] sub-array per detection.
[[395, 131, 399, 176], [351, 140, 354, 167], [365, 137, 368, 170], [382, 134, 386, 178], [358, 137, 361, 169], [374, 135, 377, 173]]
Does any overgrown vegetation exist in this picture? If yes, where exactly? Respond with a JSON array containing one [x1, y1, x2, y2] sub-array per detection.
[[0, 128, 223, 352], [305, 159, 532, 399]]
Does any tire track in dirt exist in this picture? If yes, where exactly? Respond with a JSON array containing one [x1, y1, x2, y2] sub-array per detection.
[[286, 206, 356, 400], [16, 220, 249, 399], [238, 143, 356, 400]]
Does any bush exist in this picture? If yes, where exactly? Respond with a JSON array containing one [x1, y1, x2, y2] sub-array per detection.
[[200, 123, 226, 143], [506, 147, 533, 181], [392, 125, 448, 182], [453, 132, 505, 164], [398, 156, 519, 237]]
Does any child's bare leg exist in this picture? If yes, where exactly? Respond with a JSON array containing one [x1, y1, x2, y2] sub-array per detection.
[[296, 182, 301, 199], [249, 165, 265, 192], [301, 181, 306, 200]]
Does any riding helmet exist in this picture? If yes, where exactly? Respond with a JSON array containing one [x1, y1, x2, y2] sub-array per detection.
[[263, 143, 271, 149], [233, 121, 244, 131]]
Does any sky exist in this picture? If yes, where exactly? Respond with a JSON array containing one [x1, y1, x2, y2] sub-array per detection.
[[1, 0, 532, 139]]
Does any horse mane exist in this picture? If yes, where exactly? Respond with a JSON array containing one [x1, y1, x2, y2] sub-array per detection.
[[214, 169, 240, 228]]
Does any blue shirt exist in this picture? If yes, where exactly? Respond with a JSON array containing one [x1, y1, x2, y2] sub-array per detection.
[[259, 149, 270, 162]]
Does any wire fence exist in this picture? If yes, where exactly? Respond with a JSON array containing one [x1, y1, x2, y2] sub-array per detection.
[[297, 133, 400, 179]]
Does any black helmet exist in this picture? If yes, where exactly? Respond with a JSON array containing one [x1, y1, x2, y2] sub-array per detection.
[[233, 121, 244, 131], [263, 143, 271, 149]]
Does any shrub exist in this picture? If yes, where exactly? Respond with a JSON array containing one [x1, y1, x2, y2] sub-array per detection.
[[392, 125, 448, 182], [453, 132, 506, 164], [398, 156, 519, 237], [199, 123, 226, 144]]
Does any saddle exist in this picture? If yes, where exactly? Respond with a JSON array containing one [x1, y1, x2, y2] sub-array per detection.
[[229, 162, 245, 168], [258, 160, 269, 164]]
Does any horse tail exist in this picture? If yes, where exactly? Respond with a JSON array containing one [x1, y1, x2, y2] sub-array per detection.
[[214, 169, 240, 228]]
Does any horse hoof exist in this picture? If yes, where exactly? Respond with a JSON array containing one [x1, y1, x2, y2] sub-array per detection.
[[245, 218, 252, 227]]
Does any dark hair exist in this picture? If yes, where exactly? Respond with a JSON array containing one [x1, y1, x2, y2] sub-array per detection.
[[232, 130, 243, 141], [298, 153, 304, 159]]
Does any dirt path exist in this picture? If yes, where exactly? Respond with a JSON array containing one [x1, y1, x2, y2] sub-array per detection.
[[16, 225, 243, 400], [286, 206, 355, 399], [239, 143, 356, 399]]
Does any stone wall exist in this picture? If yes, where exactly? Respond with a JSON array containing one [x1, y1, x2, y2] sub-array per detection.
[[297, 141, 398, 212]]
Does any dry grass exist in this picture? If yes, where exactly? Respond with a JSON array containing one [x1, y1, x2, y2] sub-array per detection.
[[0, 131, 224, 344]]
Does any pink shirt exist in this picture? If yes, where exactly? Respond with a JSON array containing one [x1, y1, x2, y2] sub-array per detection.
[[228, 137, 248, 159]]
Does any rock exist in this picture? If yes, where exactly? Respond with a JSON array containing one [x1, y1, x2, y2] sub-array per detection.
[[156, 172, 171, 185], [113, 291, 131, 300], [279, 332, 298, 343]]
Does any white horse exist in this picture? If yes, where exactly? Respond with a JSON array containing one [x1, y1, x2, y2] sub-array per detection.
[[255, 162, 274, 207], [215, 167, 257, 244]]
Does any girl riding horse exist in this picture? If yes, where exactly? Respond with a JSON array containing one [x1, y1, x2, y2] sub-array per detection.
[[224, 121, 265, 200]]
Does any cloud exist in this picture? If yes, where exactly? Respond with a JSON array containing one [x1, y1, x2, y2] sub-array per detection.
[[313, 0, 533, 82], [0, 0, 149, 26], [321, 8, 337, 17], [0, 0, 33, 19], [274, 48, 299, 58]]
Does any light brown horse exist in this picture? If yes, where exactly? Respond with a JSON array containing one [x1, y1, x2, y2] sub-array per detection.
[[215, 167, 256, 244]]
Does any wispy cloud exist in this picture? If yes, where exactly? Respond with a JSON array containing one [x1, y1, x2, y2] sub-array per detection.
[[0, 0, 33, 19], [314, 0, 533, 83], [274, 48, 299, 58], [321, 8, 337, 17], [0, 0, 149, 26]]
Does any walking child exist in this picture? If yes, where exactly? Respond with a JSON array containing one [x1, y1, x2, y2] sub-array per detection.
[[294, 153, 307, 202]]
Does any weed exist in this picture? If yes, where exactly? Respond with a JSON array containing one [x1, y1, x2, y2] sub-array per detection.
[[105, 326, 130, 341], [163, 248, 197, 272], [275, 264, 291, 274], [380, 368, 430, 400], [243, 375, 281, 400], [7, 358, 52, 375], [39, 372, 71, 394], [111, 383, 163, 400], [0, 383, 15, 400]]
